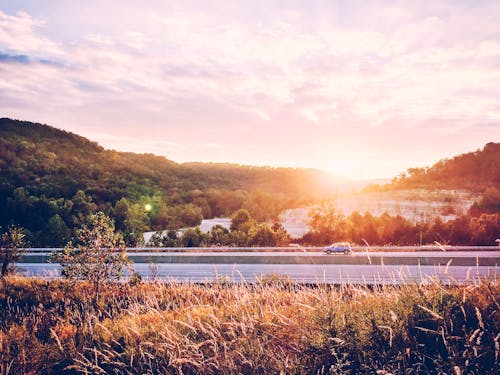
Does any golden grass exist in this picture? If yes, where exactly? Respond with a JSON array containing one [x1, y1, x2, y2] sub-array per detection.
[[0, 277, 499, 374]]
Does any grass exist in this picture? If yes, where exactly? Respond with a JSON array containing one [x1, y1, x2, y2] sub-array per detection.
[[0, 277, 499, 374]]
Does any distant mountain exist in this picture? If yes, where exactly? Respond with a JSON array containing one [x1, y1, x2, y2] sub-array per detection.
[[0, 118, 342, 244], [388, 142, 500, 192]]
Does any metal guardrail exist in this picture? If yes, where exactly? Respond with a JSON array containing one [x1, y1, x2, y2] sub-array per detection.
[[23, 246, 500, 253]]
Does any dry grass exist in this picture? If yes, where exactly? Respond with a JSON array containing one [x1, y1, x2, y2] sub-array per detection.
[[0, 277, 499, 374]]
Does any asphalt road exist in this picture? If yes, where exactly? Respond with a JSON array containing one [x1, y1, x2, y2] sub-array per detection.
[[20, 250, 500, 266], [16, 247, 500, 284], [18, 263, 498, 285]]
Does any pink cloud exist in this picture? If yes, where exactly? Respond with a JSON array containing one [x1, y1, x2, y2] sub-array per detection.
[[0, 2, 499, 179]]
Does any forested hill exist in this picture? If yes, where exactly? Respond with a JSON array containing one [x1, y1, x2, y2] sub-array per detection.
[[388, 142, 500, 191], [0, 118, 339, 245]]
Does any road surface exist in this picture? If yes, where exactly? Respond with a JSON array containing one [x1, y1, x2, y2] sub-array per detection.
[[16, 247, 500, 284]]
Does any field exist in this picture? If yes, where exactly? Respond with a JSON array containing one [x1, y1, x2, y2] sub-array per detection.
[[1, 277, 499, 374]]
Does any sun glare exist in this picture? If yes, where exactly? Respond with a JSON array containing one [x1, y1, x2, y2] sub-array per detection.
[[328, 158, 355, 179]]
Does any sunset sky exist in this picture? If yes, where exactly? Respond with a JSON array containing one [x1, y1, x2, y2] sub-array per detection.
[[1, 1, 499, 180]]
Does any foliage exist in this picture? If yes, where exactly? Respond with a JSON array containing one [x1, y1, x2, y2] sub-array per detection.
[[230, 208, 254, 232], [303, 208, 500, 246], [0, 277, 499, 374], [2, 118, 499, 247], [0, 226, 26, 276], [0, 118, 335, 246], [52, 212, 129, 302], [180, 227, 205, 247], [147, 210, 290, 247], [470, 187, 500, 215], [308, 201, 346, 244], [389, 142, 500, 192]]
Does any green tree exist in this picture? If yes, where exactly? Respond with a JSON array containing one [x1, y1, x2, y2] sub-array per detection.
[[180, 227, 205, 247], [230, 209, 254, 233], [70, 190, 97, 226], [147, 231, 164, 247], [44, 214, 71, 246], [0, 226, 26, 276], [249, 223, 276, 246], [125, 203, 150, 233], [113, 197, 130, 232], [162, 230, 179, 247], [180, 204, 203, 227], [230, 230, 248, 246], [54, 212, 130, 303], [208, 225, 230, 246]]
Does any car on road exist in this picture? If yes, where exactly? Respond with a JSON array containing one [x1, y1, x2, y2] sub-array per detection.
[[323, 242, 352, 255]]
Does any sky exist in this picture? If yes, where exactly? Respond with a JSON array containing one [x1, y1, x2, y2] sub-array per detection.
[[0, 1, 499, 180]]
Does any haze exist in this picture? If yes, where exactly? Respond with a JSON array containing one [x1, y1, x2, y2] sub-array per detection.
[[1, 1, 499, 179]]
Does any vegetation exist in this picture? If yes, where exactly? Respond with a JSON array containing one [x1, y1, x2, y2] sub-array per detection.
[[0, 226, 26, 276], [52, 212, 130, 303], [147, 209, 290, 247], [387, 142, 500, 192], [0, 277, 498, 374], [1, 118, 499, 247], [148, 205, 500, 247], [0, 118, 336, 247], [303, 203, 500, 246]]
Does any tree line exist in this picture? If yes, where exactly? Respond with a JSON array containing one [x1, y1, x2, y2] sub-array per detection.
[[0, 118, 334, 246], [373, 142, 500, 192], [147, 209, 290, 247], [303, 202, 500, 246]]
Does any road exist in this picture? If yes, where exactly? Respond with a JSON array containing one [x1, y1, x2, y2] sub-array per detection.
[[16, 247, 500, 284], [21, 250, 500, 266], [18, 263, 498, 284]]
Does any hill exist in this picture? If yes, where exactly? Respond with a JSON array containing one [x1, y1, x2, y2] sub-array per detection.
[[389, 142, 500, 191], [0, 118, 340, 245]]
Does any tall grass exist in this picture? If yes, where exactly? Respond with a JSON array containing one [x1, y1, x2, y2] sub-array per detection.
[[1, 277, 499, 374]]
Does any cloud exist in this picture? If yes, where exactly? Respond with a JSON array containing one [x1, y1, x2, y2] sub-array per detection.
[[0, 10, 60, 55], [0, 2, 499, 178], [0, 52, 29, 63]]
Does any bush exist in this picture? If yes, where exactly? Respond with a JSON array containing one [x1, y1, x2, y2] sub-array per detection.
[[0, 226, 26, 276], [52, 212, 130, 303]]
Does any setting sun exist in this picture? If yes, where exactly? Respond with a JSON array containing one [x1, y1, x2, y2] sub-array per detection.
[[327, 158, 355, 179]]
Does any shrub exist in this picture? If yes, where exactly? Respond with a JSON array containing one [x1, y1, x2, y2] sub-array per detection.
[[52, 212, 130, 303]]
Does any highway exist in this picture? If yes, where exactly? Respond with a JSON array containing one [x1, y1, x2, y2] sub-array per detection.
[[16, 246, 500, 284], [18, 263, 498, 284], [20, 249, 500, 266]]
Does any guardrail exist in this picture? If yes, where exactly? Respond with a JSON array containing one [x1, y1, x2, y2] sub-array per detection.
[[22, 246, 500, 253]]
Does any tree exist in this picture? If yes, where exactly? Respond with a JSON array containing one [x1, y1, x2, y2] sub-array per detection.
[[272, 222, 290, 246], [469, 214, 500, 245], [249, 223, 276, 246], [162, 230, 180, 247], [308, 202, 346, 244], [0, 226, 26, 276], [208, 225, 230, 246], [230, 209, 254, 233], [180, 227, 205, 247], [180, 204, 203, 227], [70, 190, 97, 226], [53, 212, 130, 302], [43, 214, 71, 246]]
